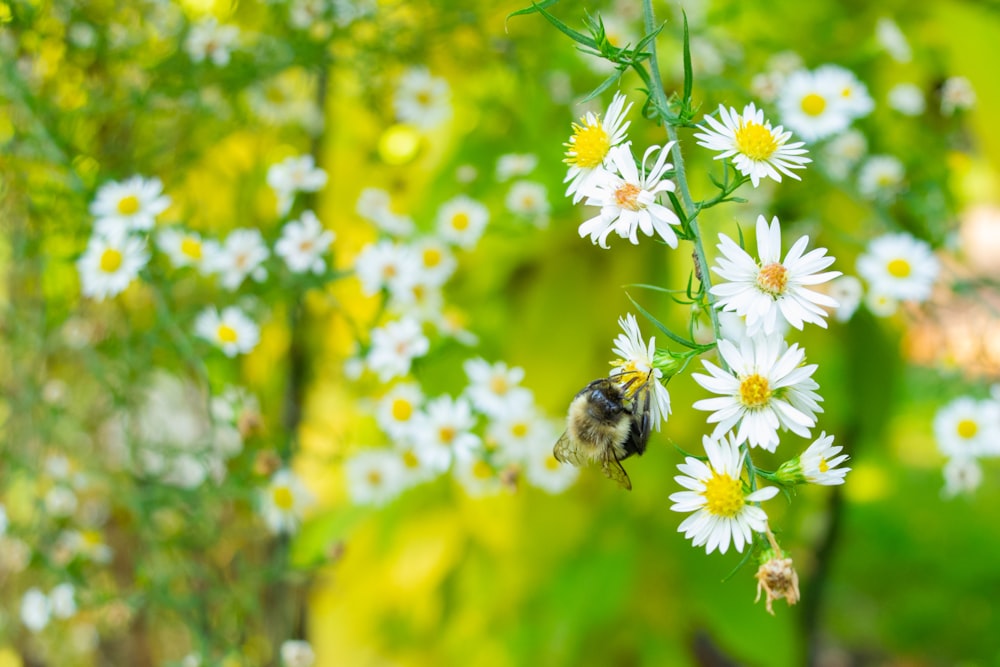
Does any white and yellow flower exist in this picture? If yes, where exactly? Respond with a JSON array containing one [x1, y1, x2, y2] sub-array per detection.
[[209, 228, 270, 290], [375, 382, 424, 441], [694, 103, 810, 187], [267, 155, 328, 215], [856, 232, 939, 302], [669, 433, 779, 554], [393, 67, 452, 130], [90, 175, 171, 234], [185, 17, 240, 66], [260, 469, 313, 535], [857, 155, 904, 200], [610, 313, 672, 432], [777, 431, 850, 485], [77, 229, 150, 301], [366, 318, 429, 382], [933, 396, 1000, 458], [463, 358, 533, 419], [563, 92, 632, 203], [156, 228, 214, 272], [413, 395, 480, 473], [777, 68, 854, 142], [194, 306, 260, 357], [344, 449, 407, 506], [435, 195, 489, 249], [275, 210, 335, 274]]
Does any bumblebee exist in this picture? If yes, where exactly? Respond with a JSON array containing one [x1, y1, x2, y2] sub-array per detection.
[[553, 371, 653, 490]]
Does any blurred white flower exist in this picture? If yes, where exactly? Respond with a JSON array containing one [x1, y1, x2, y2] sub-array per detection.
[[345, 449, 407, 506], [267, 155, 328, 215], [827, 275, 864, 322], [411, 237, 457, 286], [413, 395, 481, 473], [463, 358, 533, 419], [435, 195, 489, 249], [857, 155, 904, 200], [393, 67, 451, 129], [821, 129, 867, 181], [90, 175, 171, 235], [856, 232, 939, 302], [524, 437, 579, 494], [876, 17, 911, 62], [496, 153, 538, 181], [376, 382, 424, 441], [281, 640, 316, 667], [864, 290, 899, 317], [49, 583, 77, 620], [942, 456, 982, 498], [21, 588, 50, 632], [185, 17, 240, 66], [934, 397, 1000, 458], [276, 210, 335, 274], [505, 180, 550, 225], [354, 240, 421, 296], [194, 306, 261, 357], [157, 228, 215, 273], [356, 187, 415, 237], [260, 469, 314, 535], [887, 83, 925, 116], [453, 455, 503, 497], [44, 486, 78, 518], [941, 76, 976, 115], [366, 318, 429, 382], [77, 228, 150, 301], [209, 228, 270, 290], [777, 68, 855, 142]]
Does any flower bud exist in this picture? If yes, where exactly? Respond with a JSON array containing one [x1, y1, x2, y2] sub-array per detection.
[[652, 348, 687, 378], [775, 457, 806, 486], [754, 547, 800, 615]]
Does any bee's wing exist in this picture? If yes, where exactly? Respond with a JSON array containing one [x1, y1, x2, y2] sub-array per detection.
[[629, 384, 652, 457], [601, 456, 632, 491], [553, 431, 588, 467]]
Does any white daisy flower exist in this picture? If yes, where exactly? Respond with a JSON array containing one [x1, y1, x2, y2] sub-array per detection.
[[345, 449, 407, 506], [49, 583, 77, 620], [388, 273, 445, 323], [496, 153, 538, 181], [694, 103, 811, 187], [463, 358, 533, 419], [692, 335, 823, 452], [156, 228, 213, 272], [856, 232, 939, 302], [609, 313, 672, 432], [578, 142, 682, 249], [413, 395, 481, 473], [876, 17, 912, 63], [90, 175, 171, 234], [275, 210, 334, 274], [57, 528, 112, 564], [821, 129, 867, 181], [563, 91, 632, 203], [887, 83, 925, 116], [453, 455, 504, 497], [280, 640, 316, 667], [865, 290, 899, 317], [857, 155, 904, 200], [750, 71, 786, 104], [942, 456, 982, 498], [194, 306, 260, 357], [435, 195, 489, 249], [44, 486, 77, 518], [411, 237, 457, 287], [393, 67, 452, 130], [827, 275, 864, 322], [486, 398, 548, 459], [77, 229, 150, 301], [185, 17, 240, 66], [669, 433, 779, 554], [797, 432, 851, 485], [260, 469, 313, 535], [267, 155, 328, 215], [933, 396, 1000, 458], [817, 64, 875, 120], [524, 437, 579, 494], [505, 180, 550, 225], [940, 76, 976, 115], [777, 68, 854, 142], [396, 444, 439, 487], [353, 240, 421, 296], [21, 588, 50, 632], [710, 215, 841, 336], [209, 228, 270, 290], [375, 382, 424, 441], [356, 188, 415, 238], [366, 318, 430, 382]]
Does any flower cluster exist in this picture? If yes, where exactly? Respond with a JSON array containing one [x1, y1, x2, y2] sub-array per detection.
[[933, 393, 1000, 497]]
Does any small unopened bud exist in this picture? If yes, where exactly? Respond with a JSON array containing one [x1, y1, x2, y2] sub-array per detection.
[[774, 456, 806, 486], [755, 546, 800, 615], [652, 349, 687, 379]]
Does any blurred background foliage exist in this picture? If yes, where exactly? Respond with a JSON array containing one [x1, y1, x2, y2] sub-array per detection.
[[3, 0, 1000, 665]]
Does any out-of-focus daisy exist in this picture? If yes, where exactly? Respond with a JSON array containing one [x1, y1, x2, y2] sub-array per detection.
[[505, 180, 550, 226], [435, 195, 489, 249], [209, 229, 269, 290], [933, 397, 1000, 458], [609, 313, 672, 432], [21, 588, 50, 632], [393, 67, 451, 130], [275, 210, 334, 274], [486, 398, 547, 459], [563, 92, 632, 203], [388, 272, 444, 323], [463, 358, 533, 419], [57, 528, 112, 564], [821, 129, 867, 181], [496, 153, 538, 181], [77, 229, 150, 301], [353, 240, 421, 296], [865, 290, 899, 317], [156, 228, 214, 272], [185, 17, 240, 66], [887, 83, 925, 116], [90, 175, 171, 234], [777, 68, 854, 142], [413, 395, 481, 473], [817, 65, 874, 120], [245, 69, 324, 135], [694, 103, 810, 187], [267, 155, 328, 215], [44, 486, 77, 518], [356, 187, 415, 237], [396, 444, 439, 487], [777, 431, 850, 485], [523, 437, 579, 493], [876, 17, 911, 63], [345, 449, 407, 506], [669, 433, 779, 554], [410, 237, 456, 287], [827, 275, 864, 322], [942, 456, 982, 498], [578, 142, 681, 249], [49, 583, 76, 620], [711, 215, 840, 336], [376, 382, 424, 441], [194, 306, 260, 357], [280, 640, 316, 667], [260, 469, 313, 535], [366, 318, 430, 382], [940, 76, 976, 115], [692, 335, 822, 452], [856, 232, 939, 302], [453, 455, 504, 497], [857, 155, 904, 200]]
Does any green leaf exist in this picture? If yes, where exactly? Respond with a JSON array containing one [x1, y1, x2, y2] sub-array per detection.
[[580, 68, 626, 103], [505, 0, 561, 25], [508, 1, 598, 48], [721, 546, 756, 583], [625, 292, 702, 350], [624, 282, 694, 295], [682, 11, 693, 106]]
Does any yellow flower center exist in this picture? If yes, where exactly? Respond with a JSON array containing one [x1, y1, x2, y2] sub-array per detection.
[[81, 529, 103, 547], [99, 248, 123, 273], [217, 324, 238, 344], [180, 237, 202, 260], [544, 455, 561, 471], [366, 470, 383, 486], [438, 426, 456, 444], [116, 194, 141, 215], [490, 375, 509, 395], [565, 120, 610, 169], [739, 374, 771, 408], [511, 422, 529, 438], [957, 419, 978, 439], [818, 458, 830, 473], [472, 460, 494, 480], [402, 450, 420, 469], [451, 212, 470, 231], [886, 258, 911, 278], [299, 240, 314, 253], [800, 93, 826, 116], [422, 248, 442, 268], [703, 472, 744, 518], [272, 486, 294, 510], [391, 398, 413, 422], [734, 121, 779, 161], [841, 87, 852, 98], [614, 183, 643, 211], [756, 262, 789, 296]]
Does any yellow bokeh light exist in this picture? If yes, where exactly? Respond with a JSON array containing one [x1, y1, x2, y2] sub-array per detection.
[[377, 124, 422, 165]]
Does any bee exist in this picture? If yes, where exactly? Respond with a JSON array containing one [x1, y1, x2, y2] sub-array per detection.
[[553, 370, 653, 491]]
